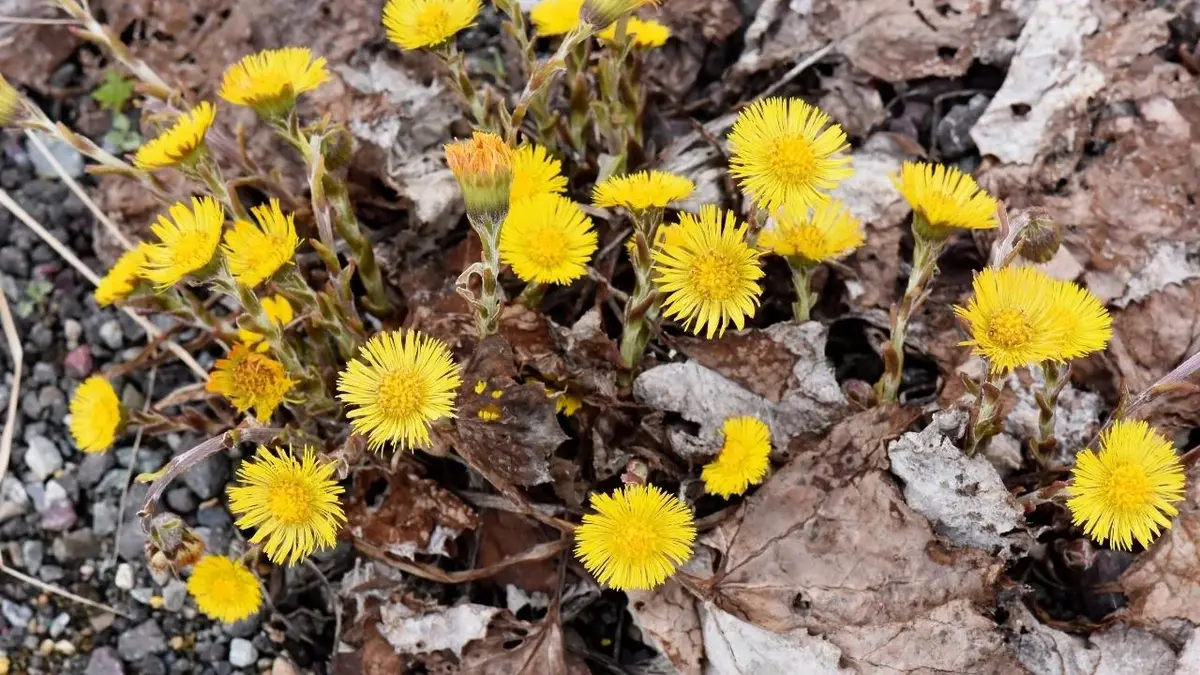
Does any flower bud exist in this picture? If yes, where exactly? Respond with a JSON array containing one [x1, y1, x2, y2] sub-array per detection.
[[320, 126, 355, 171], [445, 131, 513, 221], [144, 512, 207, 574], [581, 0, 654, 29], [1015, 208, 1061, 263]]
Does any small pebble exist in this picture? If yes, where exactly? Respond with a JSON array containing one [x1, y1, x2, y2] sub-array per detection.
[[115, 563, 135, 590], [228, 638, 257, 668], [38, 639, 53, 656], [53, 640, 74, 655]]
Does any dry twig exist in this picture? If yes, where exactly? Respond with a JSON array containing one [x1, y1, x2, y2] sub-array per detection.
[[0, 289, 22, 489]]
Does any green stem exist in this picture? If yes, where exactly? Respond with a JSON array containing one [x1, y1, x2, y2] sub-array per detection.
[[506, 27, 592, 144], [789, 261, 818, 322], [619, 209, 663, 369], [460, 213, 505, 338], [518, 281, 547, 309], [1032, 360, 1069, 468], [963, 370, 1003, 457], [876, 226, 946, 403]]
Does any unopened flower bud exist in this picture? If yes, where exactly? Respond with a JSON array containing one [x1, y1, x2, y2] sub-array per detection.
[[581, 0, 654, 29], [1015, 208, 1061, 263], [320, 126, 355, 171], [144, 512, 207, 574], [445, 131, 513, 221]]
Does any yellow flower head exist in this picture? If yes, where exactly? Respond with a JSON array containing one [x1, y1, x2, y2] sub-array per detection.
[[597, 17, 670, 47], [702, 416, 771, 498], [94, 243, 152, 307], [892, 162, 998, 237], [1049, 280, 1112, 361], [337, 330, 463, 450], [511, 144, 568, 203], [133, 102, 216, 171], [238, 294, 295, 352], [221, 199, 298, 288], [531, 0, 583, 36], [140, 197, 225, 289], [227, 446, 346, 565], [574, 483, 696, 591], [954, 266, 1067, 373], [445, 131, 514, 219], [187, 555, 263, 623], [759, 199, 864, 265], [205, 344, 295, 421], [728, 97, 853, 212], [653, 205, 763, 339], [592, 170, 694, 212], [219, 47, 329, 117], [581, 0, 655, 27], [500, 194, 598, 285], [383, 0, 481, 50], [1067, 419, 1186, 551], [69, 376, 122, 454]]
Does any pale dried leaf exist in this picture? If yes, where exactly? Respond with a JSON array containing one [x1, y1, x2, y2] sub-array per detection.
[[700, 601, 848, 675], [458, 612, 588, 675], [1121, 475, 1200, 629], [627, 581, 704, 675], [379, 603, 500, 657], [1003, 600, 1178, 675]]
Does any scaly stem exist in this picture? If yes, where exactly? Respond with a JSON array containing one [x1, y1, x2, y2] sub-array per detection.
[[789, 261, 818, 322], [436, 44, 490, 126], [619, 210, 663, 369], [876, 226, 946, 403], [506, 26, 592, 144], [963, 370, 1003, 456], [1032, 360, 1069, 468], [192, 154, 249, 220], [457, 213, 505, 338], [519, 281, 547, 309]]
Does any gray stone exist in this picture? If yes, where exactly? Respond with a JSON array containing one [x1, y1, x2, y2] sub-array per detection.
[[38, 565, 64, 582], [98, 319, 124, 351], [48, 612, 69, 638], [63, 319, 83, 349], [228, 639, 257, 668], [1, 599, 32, 628], [936, 94, 990, 160], [25, 435, 62, 480], [117, 525, 146, 562], [51, 530, 102, 562], [77, 451, 117, 487], [0, 476, 29, 522], [28, 131, 84, 179], [165, 487, 198, 513], [181, 453, 229, 501], [117, 619, 167, 661], [36, 386, 66, 419], [115, 563, 135, 590], [162, 579, 187, 612], [131, 587, 155, 605], [92, 500, 120, 536], [21, 540, 43, 574], [86, 646, 125, 675], [39, 479, 76, 531], [221, 614, 261, 639], [137, 655, 167, 675]]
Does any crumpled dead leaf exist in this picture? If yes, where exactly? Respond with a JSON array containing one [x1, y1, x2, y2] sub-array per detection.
[[458, 608, 589, 675], [887, 411, 1029, 556], [378, 602, 500, 658], [701, 601, 849, 675], [344, 467, 480, 560], [635, 322, 848, 460], [627, 580, 705, 675], [1121, 473, 1200, 631]]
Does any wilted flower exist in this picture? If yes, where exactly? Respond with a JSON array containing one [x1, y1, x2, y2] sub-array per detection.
[[574, 483, 696, 590], [94, 243, 152, 307], [592, 170, 694, 212], [140, 197, 225, 289], [500, 194, 597, 285], [68, 376, 122, 453], [221, 199, 298, 288], [187, 555, 263, 623], [892, 161, 998, 238], [205, 344, 295, 420], [759, 199, 864, 265], [580, 0, 654, 28], [702, 416, 771, 498], [219, 47, 329, 117], [445, 131, 514, 219], [133, 102, 216, 171], [382, 0, 482, 51]]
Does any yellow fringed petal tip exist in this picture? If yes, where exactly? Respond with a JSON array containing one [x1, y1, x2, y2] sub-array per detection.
[[581, 0, 656, 27], [0, 75, 25, 127], [702, 416, 771, 498], [238, 294, 295, 353], [383, 0, 482, 50], [597, 17, 670, 47], [652, 205, 763, 339], [140, 196, 225, 289], [1067, 419, 1186, 551], [132, 102, 216, 171], [221, 199, 298, 288], [592, 170, 694, 211], [445, 131, 514, 218], [759, 199, 864, 264], [68, 376, 122, 454], [892, 161, 998, 236], [727, 97, 853, 212], [94, 242, 153, 307], [574, 483, 696, 591], [227, 446, 346, 566], [219, 47, 329, 117], [186, 555, 263, 623], [336, 329, 463, 451], [1049, 279, 1113, 361], [511, 144, 568, 203], [205, 344, 295, 421], [953, 266, 1067, 373], [500, 193, 598, 285], [531, 0, 583, 36]]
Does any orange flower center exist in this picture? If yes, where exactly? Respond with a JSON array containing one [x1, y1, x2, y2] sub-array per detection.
[[986, 308, 1033, 348], [768, 135, 817, 187]]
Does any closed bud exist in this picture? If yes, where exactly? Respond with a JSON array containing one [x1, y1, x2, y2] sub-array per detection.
[[581, 0, 654, 29], [144, 512, 207, 573], [320, 126, 355, 171], [1015, 208, 1061, 263], [445, 131, 513, 221]]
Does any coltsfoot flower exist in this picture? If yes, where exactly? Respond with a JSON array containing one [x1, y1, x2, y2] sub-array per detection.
[[227, 446, 346, 565], [592, 170, 694, 212], [383, 0, 482, 51], [531, 0, 583, 36], [337, 330, 463, 450], [133, 102, 216, 171], [0, 75, 24, 127], [140, 196, 225, 289], [652, 205, 763, 339], [892, 161, 998, 237], [221, 199, 298, 288], [581, 0, 654, 28], [237, 294, 295, 352], [68, 376, 122, 453], [759, 199, 864, 265], [445, 131, 514, 219], [205, 344, 295, 420], [597, 17, 670, 47], [187, 555, 263, 623], [702, 416, 771, 498], [500, 193, 597, 285], [1067, 419, 1186, 551], [1048, 280, 1112, 361], [728, 97, 852, 212], [954, 266, 1068, 373], [511, 144, 567, 203], [219, 47, 329, 117], [94, 243, 152, 307], [574, 484, 696, 591]]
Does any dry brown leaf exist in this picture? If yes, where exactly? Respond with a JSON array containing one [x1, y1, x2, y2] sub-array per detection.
[[700, 600, 849, 675], [474, 510, 560, 595], [627, 581, 705, 675], [1121, 472, 1200, 630], [344, 467, 479, 560], [458, 609, 589, 675]]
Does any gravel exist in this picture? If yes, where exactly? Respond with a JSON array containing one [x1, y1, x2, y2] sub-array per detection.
[[117, 619, 167, 662], [1, 600, 32, 628], [228, 639, 257, 668], [50, 529, 101, 562], [115, 563, 135, 590], [86, 646, 125, 675], [21, 540, 43, 574], [181, 454, 229, 501], [24, 435, 62, 480], [162, 579, 188, 612], [76, 450, 116, 487]]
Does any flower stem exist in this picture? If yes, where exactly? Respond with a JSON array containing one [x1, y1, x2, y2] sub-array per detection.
[[619, 210, 662, 369], [457, 213, 506, 338], [876, 227, 945, 403], [963, 370, 1003, 456], [789, 261, 818, 322], [505, 26, 592, 144], [518, 281, 547, 309], [1032, 360, 1069, 468]]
